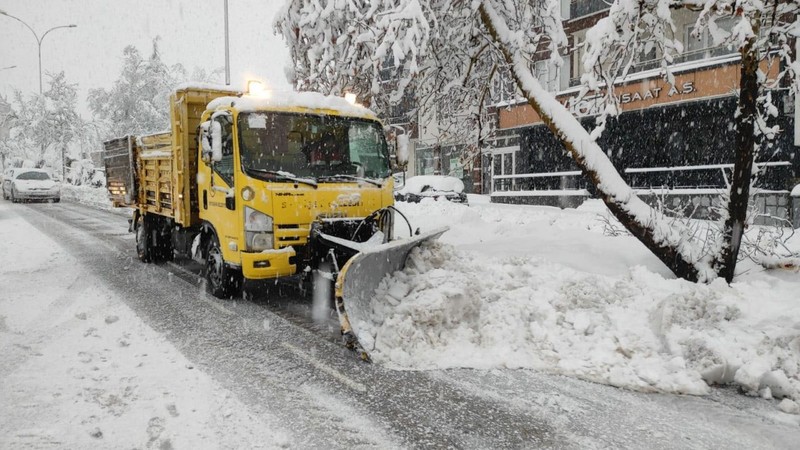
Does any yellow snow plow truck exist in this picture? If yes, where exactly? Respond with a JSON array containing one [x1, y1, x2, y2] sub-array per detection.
[[103, 84, 445, 359]]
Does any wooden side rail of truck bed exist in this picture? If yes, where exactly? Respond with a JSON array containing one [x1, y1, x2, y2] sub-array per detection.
[[137, 132, 174, 217]]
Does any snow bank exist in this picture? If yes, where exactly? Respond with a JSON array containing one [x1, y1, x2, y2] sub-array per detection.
[[358, 242, 800, 399], [61, 184, 116, 210], [380, 199, 800, 401]]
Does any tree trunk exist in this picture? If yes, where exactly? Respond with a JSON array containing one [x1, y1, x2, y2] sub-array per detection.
[[715, 14, 761, 283], [479, 4, 701, 282]]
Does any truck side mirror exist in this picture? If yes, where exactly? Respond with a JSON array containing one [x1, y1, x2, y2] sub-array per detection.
[[211, 121, 223, 162], [200, 121, 212, 162], [396, 134, 409, 167]]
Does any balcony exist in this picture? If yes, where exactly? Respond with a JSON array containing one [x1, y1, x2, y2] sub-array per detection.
[[568, 45, 739, 88]]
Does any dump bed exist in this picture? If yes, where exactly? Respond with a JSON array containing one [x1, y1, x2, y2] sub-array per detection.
[[103, 87, 240, 226], [103, 136, 135, 207]]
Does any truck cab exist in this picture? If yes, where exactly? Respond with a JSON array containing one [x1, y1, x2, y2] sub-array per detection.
[[196, 92, 396, 296]]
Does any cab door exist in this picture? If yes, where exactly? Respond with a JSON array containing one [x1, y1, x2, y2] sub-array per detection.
[[199, 112, 242, 265]]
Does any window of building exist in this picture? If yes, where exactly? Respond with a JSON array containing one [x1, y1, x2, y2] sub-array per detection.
[[570, 36, 585, 87], [571, 0, 611, 19], [535, 59, 561, 92], [683, 16, 736, 62], [561, 0, 571, 20], [491, 67, 518, 104]]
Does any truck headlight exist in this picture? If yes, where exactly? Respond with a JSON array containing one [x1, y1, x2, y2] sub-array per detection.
[[245, 206, 273, 251]]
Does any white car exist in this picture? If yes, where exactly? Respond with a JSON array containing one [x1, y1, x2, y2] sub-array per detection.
[[2, 168, 61, 203], [394, 175, 468, 204]]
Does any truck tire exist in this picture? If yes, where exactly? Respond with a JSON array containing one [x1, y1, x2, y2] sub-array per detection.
[[205, 234, 241, 299], [136, 215, 152, 263], [152, 220, 173, 263]]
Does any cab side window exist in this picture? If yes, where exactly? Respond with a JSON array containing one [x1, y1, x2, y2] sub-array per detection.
[[213, 114, 235, 186]]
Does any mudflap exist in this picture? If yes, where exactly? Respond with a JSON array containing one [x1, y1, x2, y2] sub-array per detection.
[[334, 227, 448, 361]]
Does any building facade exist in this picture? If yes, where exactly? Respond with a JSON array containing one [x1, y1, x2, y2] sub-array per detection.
[[485, 1, 800, 224]]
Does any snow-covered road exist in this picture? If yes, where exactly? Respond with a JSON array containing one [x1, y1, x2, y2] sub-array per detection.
[[1, 198, 799, 448]]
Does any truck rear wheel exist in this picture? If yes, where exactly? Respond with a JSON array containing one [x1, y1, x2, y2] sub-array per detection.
[[205, 234, 242, 299], [136, 215, 152, 263], [152, 220, 173, 262], [137, 215, 173, 263]]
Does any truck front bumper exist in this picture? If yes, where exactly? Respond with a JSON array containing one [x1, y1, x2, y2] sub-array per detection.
[[240, 248, 297, 280]]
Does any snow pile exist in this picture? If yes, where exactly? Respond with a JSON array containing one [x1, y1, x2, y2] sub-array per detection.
[[61, 184, 119, 211], [375, 198, 800, 402], [357, 242, 800, 399]]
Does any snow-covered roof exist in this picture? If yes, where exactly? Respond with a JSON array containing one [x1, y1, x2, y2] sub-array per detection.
[[207, 91, 378, 120]]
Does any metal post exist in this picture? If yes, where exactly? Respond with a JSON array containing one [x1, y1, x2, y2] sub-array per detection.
[[224, 0, 230, 86], [37, 41, 43, 94]]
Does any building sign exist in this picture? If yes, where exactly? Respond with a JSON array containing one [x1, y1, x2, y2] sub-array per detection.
[[562, 82, 696, 117], [497, 62, 753, 129]]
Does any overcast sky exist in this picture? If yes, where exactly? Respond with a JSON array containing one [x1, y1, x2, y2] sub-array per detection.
[[0, 0, 292, 116]]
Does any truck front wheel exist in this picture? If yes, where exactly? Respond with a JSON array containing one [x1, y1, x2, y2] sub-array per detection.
[[205, 235, 242, 299]]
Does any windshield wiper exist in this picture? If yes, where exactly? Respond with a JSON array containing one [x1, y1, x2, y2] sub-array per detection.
[[244, 168, 318, 188], [318, 175, 383, 187]]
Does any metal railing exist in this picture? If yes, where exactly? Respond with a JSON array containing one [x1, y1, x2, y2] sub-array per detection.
[[490, 161, 793, 193], [568, 46, 739, 88]]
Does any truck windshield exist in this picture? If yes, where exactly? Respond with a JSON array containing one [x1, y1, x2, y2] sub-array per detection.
[[238, 112, 391, 182]]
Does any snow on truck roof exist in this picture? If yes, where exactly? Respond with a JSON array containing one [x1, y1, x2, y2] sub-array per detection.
[[174, 82, 242, 94], [206, 90, 379, 121]]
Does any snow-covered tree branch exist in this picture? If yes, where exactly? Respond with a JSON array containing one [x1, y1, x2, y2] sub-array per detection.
[[276, 0, 800, 283]]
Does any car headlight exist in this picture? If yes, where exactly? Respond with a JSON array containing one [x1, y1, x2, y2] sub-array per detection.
[[245, 206, 273, 251]]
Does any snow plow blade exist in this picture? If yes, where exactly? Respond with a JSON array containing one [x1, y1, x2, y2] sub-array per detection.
[[334, 227, 448, 361]]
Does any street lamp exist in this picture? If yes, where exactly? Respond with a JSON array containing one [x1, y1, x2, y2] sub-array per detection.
[[0, 10, 77, 94], [1, 10, 76, 182]]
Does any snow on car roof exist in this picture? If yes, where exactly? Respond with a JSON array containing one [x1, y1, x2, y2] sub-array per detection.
[[399, 175, 465, 195], [14, 168, 51, 175], [207, 90, 378, 120]]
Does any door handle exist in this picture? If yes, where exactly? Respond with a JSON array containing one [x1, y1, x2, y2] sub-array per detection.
[[203, 190, 208, 209]]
